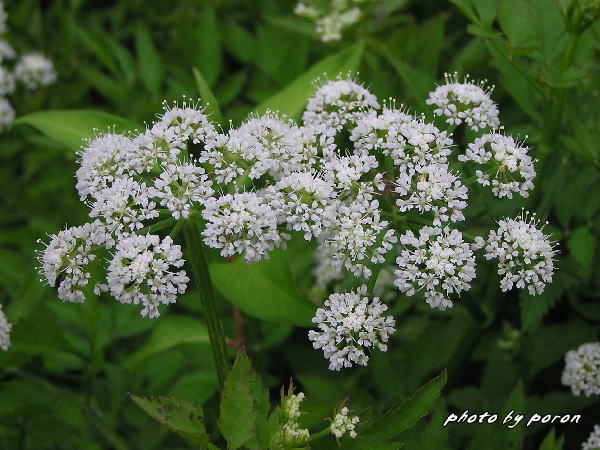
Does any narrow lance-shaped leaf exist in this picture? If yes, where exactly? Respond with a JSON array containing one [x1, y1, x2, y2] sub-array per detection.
[[193, 67, 223, 124]]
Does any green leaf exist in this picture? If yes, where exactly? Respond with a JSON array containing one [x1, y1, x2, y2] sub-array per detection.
[[520, 275, 564, 332], [539, 428, 564, 450], [193, 67, 223, 123], [196, 5, 222, 86], [255, 40, 364, 119], [345, 370, 447, 449], [14, 110, 140, 151], [135, 23, 163, 97], [128, 394, 210, 446], [498, 0, 534, 45], [218, 349, 272, 450], [209, 247, 316, 326], [567, 226, 595, 267], [124, 315, 209, 369]]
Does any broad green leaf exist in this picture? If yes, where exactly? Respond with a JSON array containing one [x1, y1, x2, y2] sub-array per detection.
[[129, 394, 210, 446], [193, 67, 223, 123], [255, 40, 364, 119], [539, 428, 564, 450], [124, 315, 209, 369], [197, 5, 222, 86], [498, 0, 534, 45], [209, 247, 316, 326], [218, 350, 272, 450], [135, 23, 163, 97], [567, 226, 595, 267], [15, 110, 140, 151], [345, 370, 447, 449]]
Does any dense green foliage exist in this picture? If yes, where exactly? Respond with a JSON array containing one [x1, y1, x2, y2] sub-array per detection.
[[0, 0, 599, 448]]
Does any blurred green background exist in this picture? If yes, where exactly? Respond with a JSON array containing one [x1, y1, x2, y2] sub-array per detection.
[[0, 0, 599, 448]]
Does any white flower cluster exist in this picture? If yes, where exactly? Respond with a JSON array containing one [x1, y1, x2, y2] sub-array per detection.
[[0, 2, 56, 130], [274, 390, 310, 446], [0, 303, 11, 351], [582, 425, 600, 450], [475, 211, 557, 295], [459, 133, 536, 198], [294, 0, 377, 42], [107, 234, 188, 318], [308, 285, 395, 370], [394, 227, 476, 310], [561, 342, 600, 397], [331, 406, 360, 439], [426, 72, 500, 130]]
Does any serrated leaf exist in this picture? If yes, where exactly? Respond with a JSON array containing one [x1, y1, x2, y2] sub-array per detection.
[[345, 370, 447, 449], [14, 110, 140, 151], [520, 276, 563, 332], [255, 40, 364, 119], [209, 247, 316, 326], [193, 67, 223, 123], [218, 349, 272, 450], [124, 315, 209, 369], [567, 226, 595, 267], [128, 394, 210, 446]]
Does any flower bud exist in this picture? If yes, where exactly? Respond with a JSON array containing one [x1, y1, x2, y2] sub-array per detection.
[[559, 0, 600, 34]]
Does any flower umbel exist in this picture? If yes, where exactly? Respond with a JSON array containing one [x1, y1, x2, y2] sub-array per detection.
[[561, 342, 600, 397]]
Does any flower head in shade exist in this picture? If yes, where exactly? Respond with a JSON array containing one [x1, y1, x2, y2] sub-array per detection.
[[202, 191, 289, 263], [394, 163, 468, 226], [273, 387, 310, 446], [302, 76, 380, 132], [561, 342, 600, 397], [0, 40, 15, 62], [426, 72, 500, 130], [107, 234, 189, 318], [319, 196, 396, 278], [394, 226, 476, 310], [14, 53, 56, 89], [582, 425, 600, 450], [0, 303, 12, 351], [149, 161, 213, 219], [0, 65, 14, 95], [38, 221, 113, 303], [0, 97, 14, 130], [308, 285, 395, 370], [269, 172, 338, 240], [459, 132, 536, 198], [475, 211, 557, 295], [331, 406, 360, 439]]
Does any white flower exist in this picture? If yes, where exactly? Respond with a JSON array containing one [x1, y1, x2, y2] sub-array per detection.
[[308, 285, 395, 370], [107, 234, 189, 318], [88, 177, 159, 236], [331, 406, 360, 439], [200, 112, 303, 184], [0, 40, 15, 62], [275, 390, 310, 445], [313, 245, 344, 289], [0, 97, 14, 130], [426, 72, 500, 130], [476, 211, 557, 295], [561, 342, 600, 397], [394, 226, 476, 310], [302, 76, 380, 132], [582, 425, 600, 450], [322, 152, 382, 197], [269, 172, 338, 240], [459, 132, 536, 198], [76, 133, 141, 200], [38, 221, 113, 303], [394, 164, 468, 226], [387, 118, 453, 170], [316, 7, 362, 42], [351, 106, 414, 156], [319, 196, 396, 278], [149, 161, 213, 219], [0, 303, 11, 351], [0, 65, 15, 95], [202, 191, 289, 263], [14, 53, 56, 89]]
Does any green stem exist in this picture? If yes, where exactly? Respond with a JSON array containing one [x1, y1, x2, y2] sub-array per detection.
[[183, 220, 230, 386], [309, 427, 331, 442], [366, 264, 382, 296]]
